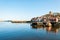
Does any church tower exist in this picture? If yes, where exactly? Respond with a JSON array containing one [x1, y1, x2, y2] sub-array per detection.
[[49, 11, 53, 15]]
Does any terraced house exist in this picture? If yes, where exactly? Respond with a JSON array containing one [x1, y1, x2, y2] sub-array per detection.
[[31, 11, 60, 22]]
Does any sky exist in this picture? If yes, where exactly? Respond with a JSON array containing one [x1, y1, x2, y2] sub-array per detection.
[[0, 0, 60, 20]]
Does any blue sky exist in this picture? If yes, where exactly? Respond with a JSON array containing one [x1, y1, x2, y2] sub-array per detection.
[[0, 0, 60, 20]]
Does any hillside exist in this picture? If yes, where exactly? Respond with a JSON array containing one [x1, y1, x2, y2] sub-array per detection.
[[31, 11, 60, 21]]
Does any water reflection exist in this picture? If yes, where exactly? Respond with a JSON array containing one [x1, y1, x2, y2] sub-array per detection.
[[31, 23, 60, 33]]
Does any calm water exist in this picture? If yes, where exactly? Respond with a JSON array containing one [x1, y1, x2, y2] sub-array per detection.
[[0, 22, 60, 40]]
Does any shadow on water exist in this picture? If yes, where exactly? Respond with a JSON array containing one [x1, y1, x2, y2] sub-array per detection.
[[31, 23, 60, 33]]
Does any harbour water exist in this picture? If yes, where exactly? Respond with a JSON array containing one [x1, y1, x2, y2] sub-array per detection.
[[0, 22, 60, 40]]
